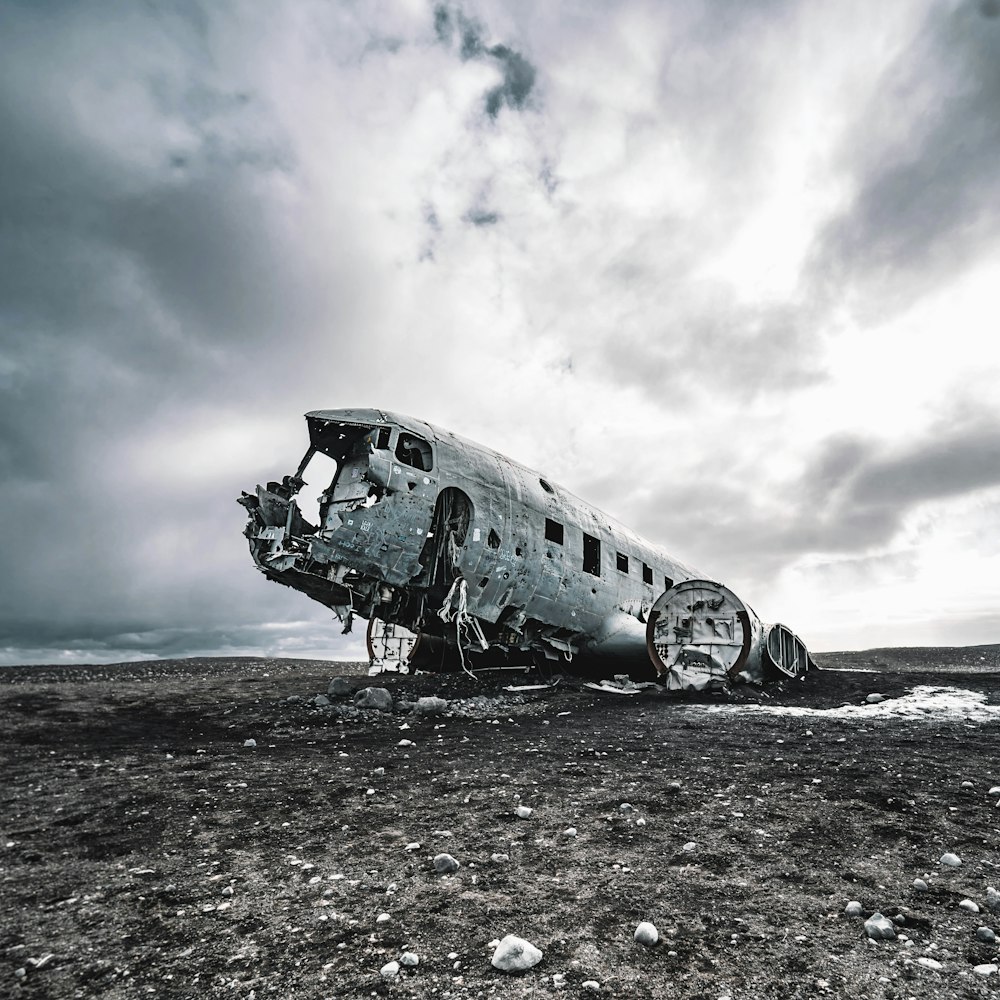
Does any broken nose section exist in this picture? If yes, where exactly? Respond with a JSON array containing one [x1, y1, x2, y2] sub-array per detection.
[[646, 579, 812, 691]]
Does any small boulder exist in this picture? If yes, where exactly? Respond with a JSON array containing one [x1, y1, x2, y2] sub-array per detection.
[[433, 853, 460, 874], [243, 739, 257, 748], [959, 899, 980, 914], [973, 964, 998, 978], [491, 935, 543, 972], [916, 957, 942, 971], [940, 852, 962, 868], [354, 687, 393, 711], [976, 926, 996, 944], [415, 696, 448, 716], [328, 676, 353, 697], [866, 693, 886, 704], [380, 961, 400, 978], [912, 878, 929, 892], [400, 952, 419, 967], [986, 887, 1000, 913], [863, 912, 896, 940], [844, 901, 863, 917], [563, 827, 577, 838], [313, 694, 331, 707], [633, 921, 659, 946], [515, 805, 533, 819]]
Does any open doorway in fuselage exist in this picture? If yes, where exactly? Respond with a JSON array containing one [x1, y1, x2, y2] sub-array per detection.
[[417, 487, 473, 591]]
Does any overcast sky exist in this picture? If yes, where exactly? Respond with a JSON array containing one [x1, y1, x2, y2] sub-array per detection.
[[2, 0, 1000, 665]]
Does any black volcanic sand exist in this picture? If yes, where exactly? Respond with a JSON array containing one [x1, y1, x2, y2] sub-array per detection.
[[2, 649, 999, 999]]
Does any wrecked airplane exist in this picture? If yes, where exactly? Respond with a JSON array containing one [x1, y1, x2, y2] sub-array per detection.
[[239, 408, 812, 690]]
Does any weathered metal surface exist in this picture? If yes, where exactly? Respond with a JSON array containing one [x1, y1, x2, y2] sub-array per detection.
[[239, 408, 810, 686], [646, 579, 813, 689]]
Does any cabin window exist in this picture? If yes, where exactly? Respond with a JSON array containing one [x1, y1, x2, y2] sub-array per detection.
[[583, 533, 601, 576], [372, 426, 391, 450], [487, 529, 501, 549], [642, 562, 653, 585], [616, 552, 629, 574], [539, 478, 555, 494], [545, 518, 564, 544], [395, 432, 433, 471], [664, 575, 674, 592]]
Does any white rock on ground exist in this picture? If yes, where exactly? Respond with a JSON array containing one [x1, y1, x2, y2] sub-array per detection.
[[912, 878, 929, 892], [516, 806, 533, 819], [863, 913, 896, 940], [866, 693, 886, 704], [682, 841, 697, 852], [633, 921, 659, 946], [380, 961, 400, 978], [973, 964, 998, 978], [433, 853, 460, 873], [491, 935, 543, 972], [563, 827, 577, 837], [582, 981, 601, 991], [376, 913, 391, 924], [354, 687, 394, 711], [959, 899, 980, 913], [988, 786, 1000, 796], [400, 952, 419, 966], [845, 901, 863, 917], [976, 927, 996, 944], [243, 739, 256, 748], [939, 852, 962, 867], [917, 957, 942, 971], [986, 887, 1000, 913]]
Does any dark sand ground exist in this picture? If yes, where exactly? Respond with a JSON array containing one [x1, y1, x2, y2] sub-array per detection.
[[2, 647, 999, 999]]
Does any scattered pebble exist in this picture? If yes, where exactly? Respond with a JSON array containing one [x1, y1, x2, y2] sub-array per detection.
[[563, 827, 577, 838], [515, 806, 533, 819], [916, 957, 942, 971], [491, 853, 509, 863], [404, 842, 421, 852], [433, 853, 460, 873], [634, 921, 659, 946], [939, 852, 962, 868], [619, 803, 633, 813], [682, 841, 697, 852], [959, 899, 980, 914], [552, 972, 566, 988], [844, 901, 863, 917], [376, 913, 391, 924], [866, 693, 886, 704], [666, 781, 683, 794], [398, 739, 414, 747], [912, 878, 929, 892], [582, 981, 601, 991], [976, 927, 996, 944], [400, 952, 419, 967], [987, 887, 1000, 913], [380, 960, 400, 978], [242, 739, 256, 748], [989, 786, 1000, 797], [491, 935, 543, 972], [973, 964, 998, 978], [636, 816, 646, 826], [961, 780, 974, 788], [863, 913, 896, 940]]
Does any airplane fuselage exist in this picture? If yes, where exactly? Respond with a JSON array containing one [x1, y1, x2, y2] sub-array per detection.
[[239, 408, 704, 672]]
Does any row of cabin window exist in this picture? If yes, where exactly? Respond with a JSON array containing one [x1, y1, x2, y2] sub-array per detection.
[[545, 517, 673, 590]]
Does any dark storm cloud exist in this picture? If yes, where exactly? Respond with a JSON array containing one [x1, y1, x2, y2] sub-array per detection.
[[809, 1, 1000, 317], [432, 4, 537, 118], [622, 415, 1000, 588]]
